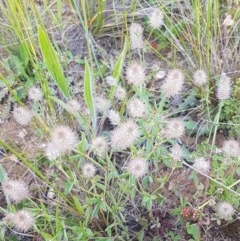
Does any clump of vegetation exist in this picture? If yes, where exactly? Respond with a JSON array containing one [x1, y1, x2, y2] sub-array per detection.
[[0, 0, 240, 240]]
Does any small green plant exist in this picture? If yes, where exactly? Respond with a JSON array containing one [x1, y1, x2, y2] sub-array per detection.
[[0, 0, 240, 240]]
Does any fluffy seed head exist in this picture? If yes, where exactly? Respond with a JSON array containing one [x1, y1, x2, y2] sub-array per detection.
[[12, 210, 34, 232], [115, 86, 126, 100], [216, 201, 235, 220], [155, 70, 166, 79], [66, 99, 81, 113], [165, 118, 185, 139], [193, 70, 207, 86], [12, 107, 32, 126], [126, 62, 145, 86], [2, 179, 29, 203], [126, 158, 148, 178], [216, 73, 232, 101], [149, 8, 164, 29], [161, 69, 184, 98], [127, 98, 146, 118], [170, 144, 183, 161], [90, 136, 108, 157], [111, 120, 139, 150], [108, 109, 121, 126], [129, 23, 144, 50], [82, 163, 96, 178], [223, 15, 234, 26], [51, 125, 78, 153], [222, 139, 240, 157], [192, 157, 211, 174], [95, 96, 111, 113], [28, 87, 43, 101], [45, 142, 61, 160], [106, 76, 117, 86]]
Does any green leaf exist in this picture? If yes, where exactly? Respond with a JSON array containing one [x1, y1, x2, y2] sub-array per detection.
[[112, 38, 128, 80], [0, 165, 7, 183], [186, 223, 199, 240], [84, 58, 96, 130], [73, 195, 84, 215], [109, 38, 128, 100], [38, 25, 71, 97]]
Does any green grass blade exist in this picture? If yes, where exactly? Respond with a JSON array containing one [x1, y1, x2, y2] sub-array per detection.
[[38, 25, 71, 98], [84, 58, 96, 131], [109, 38, 128, 100], [112, 38, 128, 80]]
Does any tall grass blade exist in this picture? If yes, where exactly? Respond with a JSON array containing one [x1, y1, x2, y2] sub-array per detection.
[[38, 25, 71, 98], [84, 58, 96, 131]]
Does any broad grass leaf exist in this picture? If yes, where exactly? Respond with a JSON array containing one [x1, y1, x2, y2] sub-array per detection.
[[38, 25, 70, 98], [84, 58, 96, 130]]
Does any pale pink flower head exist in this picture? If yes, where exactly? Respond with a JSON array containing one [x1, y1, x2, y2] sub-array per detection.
[[95, 96, 111, 113], [12, 107, 32, 126], [28, 87, 43, 101], [216, 201, 235, 220], [170, 144, 183, 162], [216, 73, 232, 101], [193, 70, 207, 86], [161, 69, 184, 98], [106, 76, 117, 86], [66, 99, 81, 113], [126, 158, 148, 178], [192, 157, 211, 175], [50, 125, 78, 153], [126, 62, 145, 86], [90, 136, 108, 157], [108, 109, 121, 126], [222, 139, 240, 157], [127, 97, 146, 118], [2, 179, 29, 203], [165, 118, 185, 139], [45, 142, 61, 160], [12, 210, 35, 232], [223, 15, 234, 26], [129, 23, 144, 50], [115, 86, 126, 101], [149, 8, 164, 29], [111, 119, 139, 150], [82, 163, 96, 178]]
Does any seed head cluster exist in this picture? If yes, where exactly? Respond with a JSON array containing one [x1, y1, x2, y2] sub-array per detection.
[[216, 201, 235, 220], [2, 179, 29, 203], [165, 118, 185, 139], [108, 109, 121, 126], [28, 87, 43, 102], [66, 99, 81, 113], [95, 96, 111, 113], [149, 8, 164, 29], [192, 157, 211, 175], [129, 23, 144, 50], [45, 125, 78, 159], [127, 97, 146, 118], [170, 144, 182, 161], [82, 163, 96, 178], [222, 139, 240, 157], [161, 69, 184, 98], [126, 62, 145, 86], [115, 86, 127, 100], [7, 210, 35, 232], [12, 107, 32, 126], [90, 136, 108, 157], [111, 120, 139, 150], [126, 158, 148, 178], [193, 70, 207, 86], [216, 73, 232, 101]]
